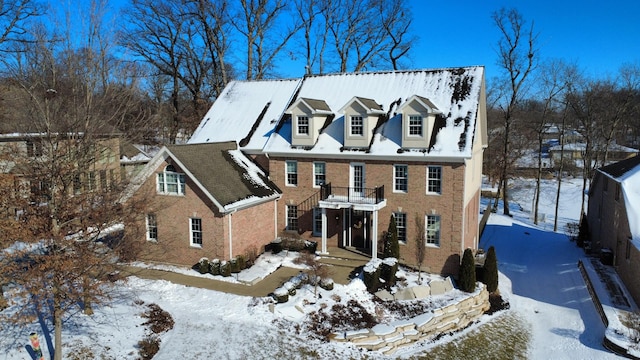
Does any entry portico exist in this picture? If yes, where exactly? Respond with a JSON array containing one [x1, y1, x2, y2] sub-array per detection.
[[317, 183, 386, 258]]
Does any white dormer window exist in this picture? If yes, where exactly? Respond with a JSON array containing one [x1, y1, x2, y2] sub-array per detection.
[[350, 116, 363, 136], [296, 115, 309, 135], [157, 164, 186, 195], [408, 115, 423, 136]]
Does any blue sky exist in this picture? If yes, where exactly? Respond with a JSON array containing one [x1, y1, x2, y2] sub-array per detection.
[[404, 0, 640, 81]]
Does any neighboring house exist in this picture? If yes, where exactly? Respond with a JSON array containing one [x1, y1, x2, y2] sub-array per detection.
[[587, 155, 640, 305], [126, 141, 281, 266], [549, 142, 638, 167], [0, 133, 121, 204], [120, 143, 158, 180]]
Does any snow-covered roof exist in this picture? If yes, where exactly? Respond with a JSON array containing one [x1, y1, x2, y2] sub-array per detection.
[[599, 156, 640, 242], [262, 66, 485, 160], [188, 79, 301, 152], [124, 142, 281, 213]]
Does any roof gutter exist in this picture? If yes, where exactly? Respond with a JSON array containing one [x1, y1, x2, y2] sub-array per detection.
[[223, 193, 282, 214]]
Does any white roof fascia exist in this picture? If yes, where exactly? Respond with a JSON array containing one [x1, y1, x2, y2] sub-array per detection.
[[263, 151, 470, 163], [397, 95, 443, 115], [338, 96, 385, 115], [223, 193, 282, 213]]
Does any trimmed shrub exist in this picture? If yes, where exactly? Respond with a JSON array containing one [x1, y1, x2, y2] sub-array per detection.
[[483, 246, 499, 293], [383, 215, 400, 259], [380, 258, 398, 289], [304, 240, 318, 254], [319, 278, 334, 291], [236, 255, 246, 270], [229, 258, 240, 273], [219, 261, 231, 277], [273, 287, 289, 303], [363, 260, 382, 293], [459, 248, 477, 293], [283, 281, 297, 296], [209, 259, 220, 276], [244, 246, 258, 268], [198, 258, 209, 274]]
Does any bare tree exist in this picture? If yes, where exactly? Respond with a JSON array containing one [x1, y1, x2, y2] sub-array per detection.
[[234, 0, 302, 80], [528, 60, 574, 224], [414, 214, 426, 285], [0, 2, 146, 358], [293, 251, 331, 297], [492, 8, 538, 216], [0, 0, 42, 54]]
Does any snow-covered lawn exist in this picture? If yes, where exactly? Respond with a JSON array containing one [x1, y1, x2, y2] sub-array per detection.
[[0, 176, 636, 359]]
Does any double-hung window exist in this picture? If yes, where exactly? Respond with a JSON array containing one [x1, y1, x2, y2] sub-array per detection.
[[393, 212, 407, 243], [285, 161, 298, 186], [427, 166, 442, 194], [312, 207, 322, 236], [408, 115, 423, 136], [313, 162, 326, 187], [158, 165, 186, 195], [190, 218, 202, 247], [350, 116, 363, 136], [297, 115, 309, 135], [286, 205, 298, 231], [146, 214, 158, 241], [394, 165, 408, 193], [426, 214, 440, 246]]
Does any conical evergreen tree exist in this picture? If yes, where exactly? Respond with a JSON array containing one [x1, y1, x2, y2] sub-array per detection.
[[483, 246, 499, 293], [459, 248, 477, 293], [383, 215, 400, 259]]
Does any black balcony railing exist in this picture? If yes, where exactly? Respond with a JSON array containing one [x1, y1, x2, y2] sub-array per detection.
[[320, 183, 384, 205]]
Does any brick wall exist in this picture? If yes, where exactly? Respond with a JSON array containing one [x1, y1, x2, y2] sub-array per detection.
[[132, 159, 276, 266], [270, 156, 477, 277]]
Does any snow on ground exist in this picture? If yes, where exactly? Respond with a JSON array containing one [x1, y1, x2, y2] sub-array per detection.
[[0, 176, 636, 359]]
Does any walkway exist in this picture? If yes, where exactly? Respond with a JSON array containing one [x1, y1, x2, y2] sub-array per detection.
[[120, 247, 370, 297]]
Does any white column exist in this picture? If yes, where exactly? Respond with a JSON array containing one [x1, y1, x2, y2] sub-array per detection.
[[321, 207, 328, 254], [371, 210, 379, 260], [342, 209, 347, 248]]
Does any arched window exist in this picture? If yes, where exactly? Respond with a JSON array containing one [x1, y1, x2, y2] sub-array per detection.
[[157, 164, 185, 195]]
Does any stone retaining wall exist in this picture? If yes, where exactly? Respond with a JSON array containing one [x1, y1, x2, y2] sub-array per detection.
[[331, 284, 490, 356]]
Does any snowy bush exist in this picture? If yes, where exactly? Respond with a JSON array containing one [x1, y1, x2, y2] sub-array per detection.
[[219, 261, 231, 277], [209, 259, 220, 276], [273, 287, 289, 303], [319, 278, 334, 291], [230, 258, 240, 273], [198, 258, 209, 274], [283, 281, 297, 296]]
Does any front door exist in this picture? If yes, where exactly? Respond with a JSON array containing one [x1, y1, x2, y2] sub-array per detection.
[[350, 163, 365, 199]]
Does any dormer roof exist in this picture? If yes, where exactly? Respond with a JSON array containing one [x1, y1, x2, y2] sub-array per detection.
[[339, 96, 385, 115], [286, 97, 333, 115], [398, 95, 442, 114]]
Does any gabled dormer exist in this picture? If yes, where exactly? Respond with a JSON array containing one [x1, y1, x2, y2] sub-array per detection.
[[286, 97, 332, 147], [339, 97, 385, 148], [397, 95, 442, 149]]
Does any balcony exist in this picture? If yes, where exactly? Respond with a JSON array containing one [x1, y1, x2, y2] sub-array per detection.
[[319, 183, 386, 210]]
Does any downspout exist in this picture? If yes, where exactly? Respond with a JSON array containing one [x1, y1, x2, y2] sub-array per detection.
[[274, 199, 278, 239], [227, 209, 237, 259]]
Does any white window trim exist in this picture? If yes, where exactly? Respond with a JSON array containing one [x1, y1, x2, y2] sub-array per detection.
[[393, 212, 407, 244], [426, 165, 442, 195], [393, 164, 408, 193], [312, 207, 322, 236], [190, 218, 203, 248], [286, 205, 298, 231], [296, 115, 310, 136], [350, 115, 364, 136], [408, 114, 423, 137], [285, 160, 298, 187], [425, 214, 441, 247], [146, 213, 158, 242], [313, 162, 326, 188], [157, 166, 186, 196]]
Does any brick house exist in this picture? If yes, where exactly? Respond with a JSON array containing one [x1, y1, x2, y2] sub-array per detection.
[[587, 155, 640, 304], [188, 67, 487, 277], [126, 141, 281, 266]]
